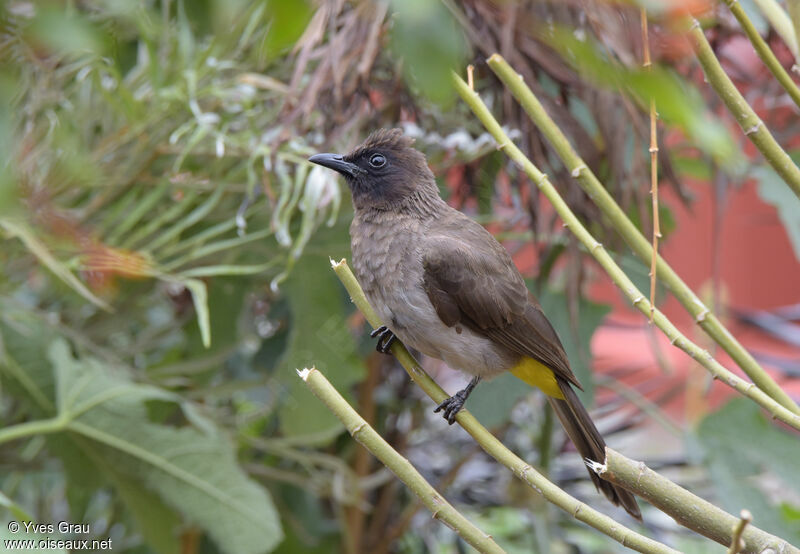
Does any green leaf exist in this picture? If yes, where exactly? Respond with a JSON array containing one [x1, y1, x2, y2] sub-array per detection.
[[0, 219, 111, 311], [178, 262, 277, 278], [51, 339, 283, 554], [276, 225, 364, 439], [0, 318, 284, 554], [754, 165, 800, 261], [98, 460, 182, 554], [26, 5, 109, 57], [544, 27, 739, 167], [468, 372, 531, 428], [692, 397, 800, 544], [617, 253, 667, 306], [0, 490, 33, 522], [261, 0, 314, 58], [182, 278, 211, 348], [389, 0, 468, 106]]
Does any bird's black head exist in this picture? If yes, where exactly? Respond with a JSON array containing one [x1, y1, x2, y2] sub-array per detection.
[[309, 129, 439, 211]]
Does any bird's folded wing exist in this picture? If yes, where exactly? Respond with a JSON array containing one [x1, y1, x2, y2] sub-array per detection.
[[422, 233, 581, 389]]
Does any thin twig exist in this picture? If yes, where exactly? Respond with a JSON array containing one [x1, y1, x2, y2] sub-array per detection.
[[640, 7, 661, 323], [484, 54, 800, 418], [597, 450, 793, 554], [332, 258, 678, 554], [728, 510, 753, 554], [297, 368, 506, 554]]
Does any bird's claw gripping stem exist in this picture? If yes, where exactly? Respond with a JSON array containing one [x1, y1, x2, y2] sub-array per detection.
[[434, 376, 481, 425], [370, 325, 397, 354]]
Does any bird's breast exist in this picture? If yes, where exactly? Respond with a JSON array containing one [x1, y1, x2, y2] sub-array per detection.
[[349, 212, 515, 377]]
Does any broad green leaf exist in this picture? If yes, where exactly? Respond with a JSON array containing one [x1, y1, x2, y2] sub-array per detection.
[[0, 318, 284, 554], [544, 27, 738, 167], [276, 225, 364, 439], [468, 372, 532, 429], [754, 165, 800, 261], [260, 0, 314, 58], [389, 0, 468, 106], [25, 5, 109, 56], [691, 398, 800, 544], [90, 451, 182, 554], [0, 219, 111, 311]]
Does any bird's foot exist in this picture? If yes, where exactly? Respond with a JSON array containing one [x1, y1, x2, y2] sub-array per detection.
[[370, 325, 397, 354], [434, 376, 481, 425], [434, 392, 469, 425]]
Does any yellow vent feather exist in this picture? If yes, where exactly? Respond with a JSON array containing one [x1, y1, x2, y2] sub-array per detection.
[[509, 357, 564, 399]]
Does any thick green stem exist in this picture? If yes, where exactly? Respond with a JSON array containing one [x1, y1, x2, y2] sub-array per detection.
[[451, 72, 800, 432], [297, 367, 506, 554], [687, 19, 800, 200], [724, 0, 800, 110], [486, 54, 800, 416], [599, 449, 798, 554], [333, 259, 678, 554]]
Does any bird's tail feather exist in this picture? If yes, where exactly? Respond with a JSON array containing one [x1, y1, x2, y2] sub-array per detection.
[[547, 379, 642, 520]]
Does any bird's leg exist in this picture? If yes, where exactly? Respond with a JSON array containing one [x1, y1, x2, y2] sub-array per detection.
[[370, 325, 397, 354], [434, 376, 481, 425]]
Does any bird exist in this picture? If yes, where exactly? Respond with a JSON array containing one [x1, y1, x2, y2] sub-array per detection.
[[309, 128, 641, 519]]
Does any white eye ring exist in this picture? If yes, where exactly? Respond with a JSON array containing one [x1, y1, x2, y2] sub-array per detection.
[[369, 154, 386, 168]]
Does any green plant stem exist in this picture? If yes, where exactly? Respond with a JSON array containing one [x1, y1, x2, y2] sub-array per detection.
[[0, 417, 66, 445], [686, 19, 800, 201], [486, 54, 800, 416], [723, 0, 800, 110], [451, 71, 800, 432], [296, 367, 506, 554], [753, 0, 799, 57], [597, 449, 798, 554], [332, 259, 678, 554]]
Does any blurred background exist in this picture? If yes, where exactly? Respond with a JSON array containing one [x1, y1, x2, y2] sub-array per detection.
[[1, 0, 799, 552]]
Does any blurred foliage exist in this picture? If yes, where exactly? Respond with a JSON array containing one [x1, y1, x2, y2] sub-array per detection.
[[755, 163, 800, 260], [543, 26, 739, 169], [1, 1, 798, 553], [389, 0, 467, 106], [691, 398, 800, 545]]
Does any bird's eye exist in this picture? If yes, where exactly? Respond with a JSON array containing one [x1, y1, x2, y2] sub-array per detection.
[[369, 154, 386, 168]]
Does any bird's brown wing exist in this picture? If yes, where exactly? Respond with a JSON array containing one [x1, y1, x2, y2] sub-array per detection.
[[421, 231, 582, 389]]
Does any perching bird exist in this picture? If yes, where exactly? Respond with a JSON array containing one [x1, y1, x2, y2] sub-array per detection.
[[309, 128, 641, 519]]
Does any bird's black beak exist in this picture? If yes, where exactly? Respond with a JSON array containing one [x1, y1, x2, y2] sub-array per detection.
[[308, 153, 361, 178]]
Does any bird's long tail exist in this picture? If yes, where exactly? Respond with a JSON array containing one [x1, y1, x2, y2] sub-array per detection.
[[548, 378, 642, 520]]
